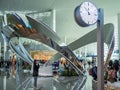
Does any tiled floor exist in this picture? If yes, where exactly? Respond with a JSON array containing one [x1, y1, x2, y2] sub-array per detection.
[[27, 76, 85, 90], [2, 65, 120, 90], [26, 71, 93, 90], [0, 67, 94, 90], [84, 71, 93, 90]]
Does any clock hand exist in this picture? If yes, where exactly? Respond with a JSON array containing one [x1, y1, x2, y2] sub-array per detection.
[[84, 7, 90, 15], [88, 11, 90, 15], [84, 7, 88, 12]]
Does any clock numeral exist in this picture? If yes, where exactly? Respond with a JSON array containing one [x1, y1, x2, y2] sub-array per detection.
[[94, 14, 97, 16]]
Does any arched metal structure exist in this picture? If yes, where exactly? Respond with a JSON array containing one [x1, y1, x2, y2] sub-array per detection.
[[0, 13, 114, 90], [6, 14, 84, 74], [52, 23, 114, 68], [68, 23, 114, 68], [1, 13, 87, 89]]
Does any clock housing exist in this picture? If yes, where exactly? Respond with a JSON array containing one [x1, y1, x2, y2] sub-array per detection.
[[74, 1, 98, 27]]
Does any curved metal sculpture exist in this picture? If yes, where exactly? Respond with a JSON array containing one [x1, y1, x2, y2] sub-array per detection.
[[68, 23, 114, 50], [1, 25, 33, 64], [52, 23, 114, 69], [104, 35, 115, 69], [1, 13, 114, 89], [9, 40, 34, 64], [68, 23, 114, 68], [6, 14, 83, 74], [3, 13, 86, 89]]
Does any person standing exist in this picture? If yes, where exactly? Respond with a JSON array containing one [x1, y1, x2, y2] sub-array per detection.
[[33, 60, 40, 89]]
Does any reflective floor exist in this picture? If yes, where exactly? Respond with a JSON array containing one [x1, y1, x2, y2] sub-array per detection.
[[0, 66, 92, 90], [28, 74, 92, 90], [2, 63, 120, 90], [26, 76, 81, 90], [17, 75, 85, 90], [0, 67, 30, 90]]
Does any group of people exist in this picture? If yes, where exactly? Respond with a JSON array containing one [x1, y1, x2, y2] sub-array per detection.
[[89, 59, 120, 84], [0, 58, 40, 89], [105, 60, 120, 83], [33, 59, 120, 89]]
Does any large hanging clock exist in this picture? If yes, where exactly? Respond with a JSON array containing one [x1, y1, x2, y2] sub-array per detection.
[[74, 1, 98, 27]]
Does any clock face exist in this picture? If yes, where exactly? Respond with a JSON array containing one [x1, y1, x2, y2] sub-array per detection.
[[80, 1, 98, 25], [74, 1, 98, 27]]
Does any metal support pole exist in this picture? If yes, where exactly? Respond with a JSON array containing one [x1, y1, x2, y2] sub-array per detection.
[[97, 8, 104, 90]]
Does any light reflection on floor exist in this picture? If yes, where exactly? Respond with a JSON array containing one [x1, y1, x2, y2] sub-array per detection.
[[0, 67, 93, 90]]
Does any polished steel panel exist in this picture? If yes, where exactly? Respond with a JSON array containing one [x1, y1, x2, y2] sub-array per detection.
[[68, 23, 114, 51], [1, 13, 114, 90], [3, 14, 86, 89]]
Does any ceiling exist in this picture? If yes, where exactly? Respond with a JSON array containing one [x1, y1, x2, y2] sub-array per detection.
[[0, 0, 120, 45]]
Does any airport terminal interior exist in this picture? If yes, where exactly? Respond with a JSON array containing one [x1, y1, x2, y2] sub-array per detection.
[[0, 0, 120, 90]]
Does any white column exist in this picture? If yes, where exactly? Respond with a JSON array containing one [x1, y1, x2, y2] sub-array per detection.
[[3, 76, 6, 90], [3, 14, 7, 26], [118, 14, 120, 58], [84, 46, 87, 60], [4, 40, 7, 61], [52, 9, 56, 32]]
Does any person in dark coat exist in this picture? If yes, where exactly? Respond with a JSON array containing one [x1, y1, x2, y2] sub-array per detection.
[[33, 60, 40, 89]]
